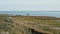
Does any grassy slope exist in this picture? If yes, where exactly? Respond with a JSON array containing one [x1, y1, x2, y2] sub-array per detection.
[[12, 16, 60, 34], [12, 16, 60, 27], [0, 15, 24, 34]]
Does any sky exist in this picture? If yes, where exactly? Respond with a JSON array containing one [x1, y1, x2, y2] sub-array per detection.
[[0, 11, 60, 17], [0, 0, 60, 11]]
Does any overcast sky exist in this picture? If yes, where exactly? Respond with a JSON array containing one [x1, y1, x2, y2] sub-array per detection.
[[0, 0, 60, 11]]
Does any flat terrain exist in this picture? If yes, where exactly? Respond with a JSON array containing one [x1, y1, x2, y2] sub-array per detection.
[[12, 16, 60, 34], [1, 14, 60, 34], [12, 16, 60, 27]]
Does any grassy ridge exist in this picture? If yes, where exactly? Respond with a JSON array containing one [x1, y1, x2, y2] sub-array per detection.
[[12, 16, 60, 34], [12, 16, 60, 27], [0, 14, 60, 34]]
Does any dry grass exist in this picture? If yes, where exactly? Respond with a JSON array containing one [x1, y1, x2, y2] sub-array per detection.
[[12, 16, 60, 34]]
